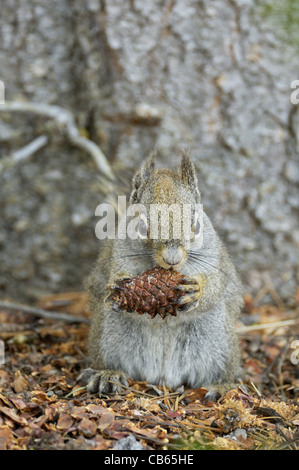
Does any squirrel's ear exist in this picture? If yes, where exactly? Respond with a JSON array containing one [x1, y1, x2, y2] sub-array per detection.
[[180, 150, 198, 188], [140, 151, 156, 182], [130, 151, 156, 204]]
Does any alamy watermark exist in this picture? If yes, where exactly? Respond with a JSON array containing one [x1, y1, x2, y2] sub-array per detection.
[[290, 80, 299, 104], [95, 197, 203, 246]]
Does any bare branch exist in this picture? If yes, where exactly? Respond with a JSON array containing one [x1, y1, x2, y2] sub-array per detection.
[[11, 135, 48, 163], [0, 300, 90, 324]]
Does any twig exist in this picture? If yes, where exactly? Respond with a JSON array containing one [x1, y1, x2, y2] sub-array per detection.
[[65, 386, 87, 398], [0, 101, 115, 181], [11, 135, 49, 163], [249, 381, 262, 397], [0, 300, 90, 324], [238, 319, 298, 333], [162, 381, 171, 410]]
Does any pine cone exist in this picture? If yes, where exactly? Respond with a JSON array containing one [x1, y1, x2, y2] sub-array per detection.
[[106, 267, 188, 319]]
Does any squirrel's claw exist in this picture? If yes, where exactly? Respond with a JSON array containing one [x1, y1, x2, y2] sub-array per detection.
[[105, 275, 132, 312], [105, 294, 124, 313], [177, 294, 200, 312], [177, 282, 199, 292], [77, 367, 128, 395]]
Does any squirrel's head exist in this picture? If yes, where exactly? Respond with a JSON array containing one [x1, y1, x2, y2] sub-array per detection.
[[129, 151, 201, 270]]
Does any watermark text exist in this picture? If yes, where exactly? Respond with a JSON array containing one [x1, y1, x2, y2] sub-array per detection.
[[95, 197, 203, 245], [0, 340, 5, 365], [290, 80, 299, 104]]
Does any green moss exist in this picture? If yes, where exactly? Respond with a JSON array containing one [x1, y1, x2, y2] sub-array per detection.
[[168, 435, 218, 451]]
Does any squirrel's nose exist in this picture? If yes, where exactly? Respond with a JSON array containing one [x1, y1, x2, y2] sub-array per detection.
[[162, 246, 184, 267]]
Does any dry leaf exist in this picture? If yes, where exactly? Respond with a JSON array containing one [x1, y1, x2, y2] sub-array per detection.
[[0, 406, 28, 426], [0, 427, 13, 450], [78, 417, 97, 437], [56, 413, 74, 432], [98, 409, 115, 431], [13, 373, 28, 393]]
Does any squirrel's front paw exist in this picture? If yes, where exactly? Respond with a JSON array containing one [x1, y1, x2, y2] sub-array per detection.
[[177, 276, 203, 313], [77, 368, 128, 395], [105, 274, 132, 313], [105, 295, 123, 313]]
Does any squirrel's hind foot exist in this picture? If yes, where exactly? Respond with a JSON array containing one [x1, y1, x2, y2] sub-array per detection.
[[77, 367, 129, 395]]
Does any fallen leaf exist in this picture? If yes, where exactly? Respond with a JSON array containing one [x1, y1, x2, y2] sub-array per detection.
[[71, 406, 89, 420], [86, 403, 108, 416], [56, 413, 74, 432], [0, 406, 28, 426], [31, 390, 54, 403], [0, 427, 13, 450], [78, 417, 97, 437], [13, 373, 28, 393], [98, 409, 115, 431], [185, 388, 208, 403], [0, 370, 10, 385]]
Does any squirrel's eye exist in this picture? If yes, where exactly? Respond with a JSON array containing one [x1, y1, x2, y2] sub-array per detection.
[[194, 218, 201, 236], [138, 218, 148, 238]]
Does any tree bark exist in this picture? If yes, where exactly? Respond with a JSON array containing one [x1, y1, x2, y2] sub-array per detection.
[[0, 0, 298, 303]]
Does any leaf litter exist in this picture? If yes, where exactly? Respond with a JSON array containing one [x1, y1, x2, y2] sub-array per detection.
[[0, 290, 298, 450]]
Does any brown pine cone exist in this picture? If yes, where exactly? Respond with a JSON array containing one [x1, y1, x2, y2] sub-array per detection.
[[106, 267, 189, 319]]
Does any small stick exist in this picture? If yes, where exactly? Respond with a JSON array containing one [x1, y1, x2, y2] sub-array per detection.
[[11, 135, 48, 162], [0, 300, 90, 324], [249, 380, 262, 397], [238, 319, 297, 333], [162, 381, 171, 410]]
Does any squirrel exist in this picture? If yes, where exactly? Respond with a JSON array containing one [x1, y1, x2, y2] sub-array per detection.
[[79, 151, 244, 400]]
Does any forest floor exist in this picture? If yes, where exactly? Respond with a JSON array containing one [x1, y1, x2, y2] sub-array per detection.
[[0, 290, 298, 450]]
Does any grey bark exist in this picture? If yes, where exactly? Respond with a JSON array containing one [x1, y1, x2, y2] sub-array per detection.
[[0, 0, 298, 303]]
